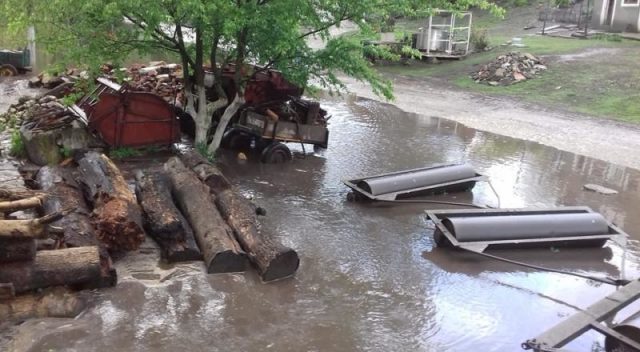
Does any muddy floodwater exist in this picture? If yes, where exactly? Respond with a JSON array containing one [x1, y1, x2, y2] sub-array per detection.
[[4, 95, 640, 352]]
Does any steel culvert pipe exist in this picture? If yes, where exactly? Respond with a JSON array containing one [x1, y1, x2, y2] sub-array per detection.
[[356, 164, 476, 196], [436, 213, 609, 247]]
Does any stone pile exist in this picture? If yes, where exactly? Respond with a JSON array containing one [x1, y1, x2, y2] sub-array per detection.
[[470, 52, 547, 86], [0, 95, 76, 133]]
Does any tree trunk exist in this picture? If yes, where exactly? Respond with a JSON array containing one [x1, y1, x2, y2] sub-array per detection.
[[164, 157, 247, 273], [178, 151, 299, 281], [135, 171, 202, 263], [194, 84, 211, 146], [36, 166, 101, 250], [208, 93, 245, 155], [0, 287, 86, 321], [0, 238, 36, 263], [0, 246, 110, 294], [77, 152, 145, 252]]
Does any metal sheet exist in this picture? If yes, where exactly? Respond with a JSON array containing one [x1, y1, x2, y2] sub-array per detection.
[[443, 213, 609, 242], [357, 164, 476, 196]]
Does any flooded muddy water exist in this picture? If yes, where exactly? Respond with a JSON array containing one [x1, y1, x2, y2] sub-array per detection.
[[4, 95, 640, 352]]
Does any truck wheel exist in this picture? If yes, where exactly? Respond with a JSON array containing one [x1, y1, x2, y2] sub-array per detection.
[[0, 64, 18, 77], [222, 130, 250, 150], [260, 143, 292, 164]]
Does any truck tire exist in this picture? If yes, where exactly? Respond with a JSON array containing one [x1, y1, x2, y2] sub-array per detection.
[[0, 64, 18, 77], [260, 142, 292, 164]]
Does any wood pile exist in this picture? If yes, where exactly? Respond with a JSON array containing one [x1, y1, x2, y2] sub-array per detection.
[[470, 52, 547, 86], [104, 62, 184, 104], [0, 187, 116, 308], [0, 95, 77, 134]]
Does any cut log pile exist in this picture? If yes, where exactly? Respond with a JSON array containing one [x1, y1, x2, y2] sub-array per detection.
[[179, 151, 300, 281], [0, 187, 116, 308], [103, 62, 184, 104], [470, 52, 547, 86]]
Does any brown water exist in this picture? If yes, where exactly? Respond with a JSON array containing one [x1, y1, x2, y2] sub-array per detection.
[[4, 95, 640, 352]]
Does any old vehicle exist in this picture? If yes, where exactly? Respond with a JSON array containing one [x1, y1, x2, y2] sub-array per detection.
[[223, 98, 330, 163], [0, 48, 31, 76]]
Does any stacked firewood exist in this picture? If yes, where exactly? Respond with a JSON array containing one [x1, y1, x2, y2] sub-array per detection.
[[0, 187, 116, 312], [103, 62, 184, 104], [0, 95, 77, 133]]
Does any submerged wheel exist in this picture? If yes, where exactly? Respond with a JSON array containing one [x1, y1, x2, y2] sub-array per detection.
[[222, 130, 251, 150], [260, 142, 292, 164], [0, 64, 18, 77]]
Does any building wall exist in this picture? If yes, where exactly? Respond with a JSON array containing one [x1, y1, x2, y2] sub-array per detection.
[[592, 0, 640, 32]]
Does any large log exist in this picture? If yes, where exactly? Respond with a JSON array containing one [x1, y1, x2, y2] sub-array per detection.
[[37, 166, 117, 287], [134, 171, 202, 263], [164, 157, 247, 273], [179, 151, 299, 282], [36, 166, 100, 249], [0, 238, 36, 263], [0, 246, 110, 293], [77, 152, 145, 251]]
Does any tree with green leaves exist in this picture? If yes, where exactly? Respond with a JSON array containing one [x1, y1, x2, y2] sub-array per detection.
[[2, 0, 502, 154]]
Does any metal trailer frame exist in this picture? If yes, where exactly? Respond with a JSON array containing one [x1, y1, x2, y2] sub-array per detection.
[[343, 164, 487, 201], [418, 10, 472, 59], [426, 207, 623, 252], [233, 110, 330, 148], [522, 279, 640, 352]]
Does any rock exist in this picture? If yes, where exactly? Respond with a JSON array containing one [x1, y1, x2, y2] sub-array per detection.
[[524, 53, 538, 61], [20, 127, 63, 166], [495, 68, 505, 77], [488, 81, 499, 86], [583, 184, 618, 195], [513, 72, 526, 81]]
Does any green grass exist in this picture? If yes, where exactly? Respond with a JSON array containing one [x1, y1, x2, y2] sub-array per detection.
[[109, 147, 142, 160], [9, 131, 25, 158]]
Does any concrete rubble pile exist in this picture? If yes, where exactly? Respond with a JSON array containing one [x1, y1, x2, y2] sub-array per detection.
[[470, 52, 547, 86]]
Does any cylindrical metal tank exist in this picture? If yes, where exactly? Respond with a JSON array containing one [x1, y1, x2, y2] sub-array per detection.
[[435, 213, 609, 247], [356, 164, 476, 196]]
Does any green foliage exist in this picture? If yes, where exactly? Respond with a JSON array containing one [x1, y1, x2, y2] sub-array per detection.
[[109, 147, 141, 160], [195, 142, 215, 162], [593, 33, 623, 42], [60, 146, 72, 159], [9, 131, 25, 158], [471, 27, 491, 51]]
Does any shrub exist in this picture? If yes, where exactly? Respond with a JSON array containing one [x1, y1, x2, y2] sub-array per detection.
[[471, 27, 490, 51], [9, 131, 25, 158]]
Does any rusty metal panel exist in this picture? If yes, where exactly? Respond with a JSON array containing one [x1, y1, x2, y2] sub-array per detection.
[[243, 111, 329, 147], [87, 90, 180, 148]]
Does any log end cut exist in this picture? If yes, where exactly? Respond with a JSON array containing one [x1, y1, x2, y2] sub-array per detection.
[[208, 250, 249, 274], [260, 249, 300, 282]]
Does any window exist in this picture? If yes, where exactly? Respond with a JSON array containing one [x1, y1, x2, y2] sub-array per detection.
[[622, 0, 640, 6]]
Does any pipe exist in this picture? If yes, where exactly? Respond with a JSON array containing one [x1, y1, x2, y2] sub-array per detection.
[[605, 315, 640, 351], [442, 213, 609, 243], [357, 164, 476, 196]]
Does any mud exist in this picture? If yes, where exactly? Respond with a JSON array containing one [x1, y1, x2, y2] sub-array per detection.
[[2, 93, 640, 351]]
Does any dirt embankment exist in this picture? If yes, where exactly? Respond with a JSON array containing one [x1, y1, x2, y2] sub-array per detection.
[[343, 75, 640, 170]]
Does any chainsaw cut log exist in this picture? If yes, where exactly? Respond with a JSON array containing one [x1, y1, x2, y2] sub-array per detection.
[[164, 157, 247, 273], [0, 246, 111, 293], [37, 166, 117, 287], [0, 238, 36, 263], [179, 151, 299, 281], [77, 152, 145, 251], [135, 171, 201, 263]]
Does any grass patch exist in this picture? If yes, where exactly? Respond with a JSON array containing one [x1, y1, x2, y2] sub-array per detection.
[[109, 147, 142, 160], [9, 131, 25, 158]]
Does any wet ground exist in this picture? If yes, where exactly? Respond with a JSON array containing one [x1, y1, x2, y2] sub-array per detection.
[[3, 95, 640, 351]]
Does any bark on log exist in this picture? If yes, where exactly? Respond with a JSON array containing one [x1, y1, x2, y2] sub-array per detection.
[[77, 152, 145, 251], [0, 195, 45, 214], [0, 211, 69, 238], [179, 151, 299, 281], [36, 166, 100, 249], [164, 157, 247, 273], [0, 283, 14, 300], [135, 171, 202, 263], [37, 166, 117, 287], [0, 188, 42, 202], [0, 246, 111, 293], [0, 238, 36, 263], [216, 190, 299, 281], [0, 287, 86, 321]]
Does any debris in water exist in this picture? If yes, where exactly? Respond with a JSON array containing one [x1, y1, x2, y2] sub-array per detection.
[[583, 183, 618, 195]]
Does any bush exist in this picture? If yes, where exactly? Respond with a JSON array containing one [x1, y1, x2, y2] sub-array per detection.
[[109, 147, 141, 160], [9, 131, 25, 158], [471, 27, 490, 51]]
